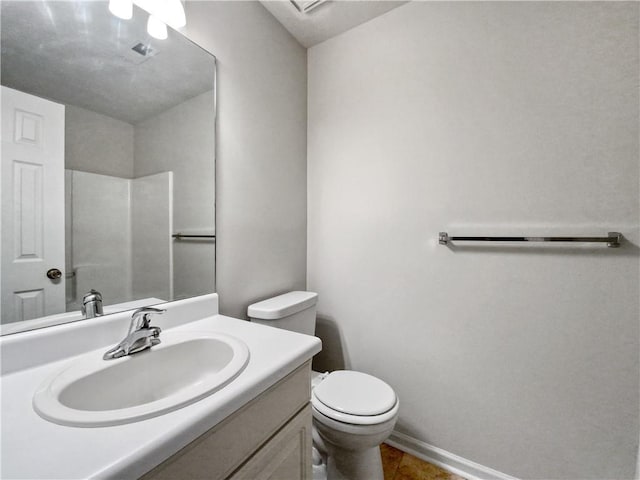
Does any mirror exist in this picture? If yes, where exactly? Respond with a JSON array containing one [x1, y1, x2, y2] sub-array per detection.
[[1, 1, 216, 335]]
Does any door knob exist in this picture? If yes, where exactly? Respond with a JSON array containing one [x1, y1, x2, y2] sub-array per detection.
[[46, 268, 62, 280]]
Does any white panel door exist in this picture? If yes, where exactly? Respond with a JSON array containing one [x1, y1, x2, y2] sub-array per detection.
[[1, 86, 65, 323]]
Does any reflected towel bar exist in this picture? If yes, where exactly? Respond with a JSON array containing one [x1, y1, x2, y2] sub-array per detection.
[[439, 232, 622, 248], [172, 233, 216, 240]]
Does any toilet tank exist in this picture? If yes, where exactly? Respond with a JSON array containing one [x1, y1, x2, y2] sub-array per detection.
[[247, 291, 318, 335]]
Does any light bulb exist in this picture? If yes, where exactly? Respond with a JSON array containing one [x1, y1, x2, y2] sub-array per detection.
[[108, 0, 133, 20], [134, 0, 186, 30], [147, 15, 168, 40]]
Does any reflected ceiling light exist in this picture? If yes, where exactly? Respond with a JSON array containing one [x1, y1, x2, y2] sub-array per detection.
[[108, 0, 133, 20], [147, 15, 168, 40], [108, 0, 186, 41], [133, 0, 186, 30]]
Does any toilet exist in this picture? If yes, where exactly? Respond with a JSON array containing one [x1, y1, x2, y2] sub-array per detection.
[[247, 291, 399, 480]]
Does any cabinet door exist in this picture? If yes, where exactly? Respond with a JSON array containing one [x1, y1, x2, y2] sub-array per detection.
[[141, 363, 311, 480], [229, 404, 312, 480]]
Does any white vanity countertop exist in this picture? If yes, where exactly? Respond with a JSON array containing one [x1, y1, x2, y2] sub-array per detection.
[[1, 301, 321, 479]]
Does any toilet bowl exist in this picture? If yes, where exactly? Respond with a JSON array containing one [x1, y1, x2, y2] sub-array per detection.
[[247, 292, 399, 480], [311, 370, 399, 480]]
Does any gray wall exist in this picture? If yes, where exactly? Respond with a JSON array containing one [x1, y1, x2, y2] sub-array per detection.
[[65, 105, 134, 179], [184, 2, 308, 318], [308, 2, 639, 479]]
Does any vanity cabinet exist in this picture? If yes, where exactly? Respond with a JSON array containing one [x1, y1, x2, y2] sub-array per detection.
[[229, 405, 311, 480], [142, 362, 312, 480]]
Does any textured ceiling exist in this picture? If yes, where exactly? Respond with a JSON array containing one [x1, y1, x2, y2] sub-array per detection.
[[1, 1, 215, 124], [260, 0, 409, 48]]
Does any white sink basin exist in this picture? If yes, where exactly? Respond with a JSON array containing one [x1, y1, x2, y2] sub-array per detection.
[[33, 331, 250, 427]]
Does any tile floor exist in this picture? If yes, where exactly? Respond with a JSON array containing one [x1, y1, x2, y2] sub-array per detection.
[[381, 444, 466, 480]]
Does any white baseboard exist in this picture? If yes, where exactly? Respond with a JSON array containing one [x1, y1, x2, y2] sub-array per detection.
[[386, 431, 519, 480]]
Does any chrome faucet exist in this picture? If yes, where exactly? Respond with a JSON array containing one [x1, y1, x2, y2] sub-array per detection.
[[82, 289, 103, 319], [103, 307, 165, 360]]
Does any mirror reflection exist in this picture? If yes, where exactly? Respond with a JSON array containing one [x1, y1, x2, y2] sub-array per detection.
[[1, 1, 216, 335]]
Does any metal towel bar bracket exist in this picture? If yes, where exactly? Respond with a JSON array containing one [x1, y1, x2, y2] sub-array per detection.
[[439, 232, 622, 248]]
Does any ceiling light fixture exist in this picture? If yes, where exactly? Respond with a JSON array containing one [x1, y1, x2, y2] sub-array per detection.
[[108, 0, 185, 40], [108, 0, 133, 20], [134, 0, 186, 30], [146, 15, 168, 40]]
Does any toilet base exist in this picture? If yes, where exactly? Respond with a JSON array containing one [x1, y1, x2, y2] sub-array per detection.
[[313, 424, 384, 480], [312, 404, 396, 480], [325, 445, 383, 480]]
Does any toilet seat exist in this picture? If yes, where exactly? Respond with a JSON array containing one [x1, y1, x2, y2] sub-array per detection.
[[311, 371, 399, 426]]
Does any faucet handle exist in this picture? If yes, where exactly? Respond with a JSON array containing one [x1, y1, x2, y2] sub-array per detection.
[[81, 289, 103, 317], [130, 306, 166, 330], [82, 289, 102, 304]]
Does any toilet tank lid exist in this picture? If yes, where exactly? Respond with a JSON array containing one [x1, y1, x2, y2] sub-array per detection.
[[247, 291, 318, 320]]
